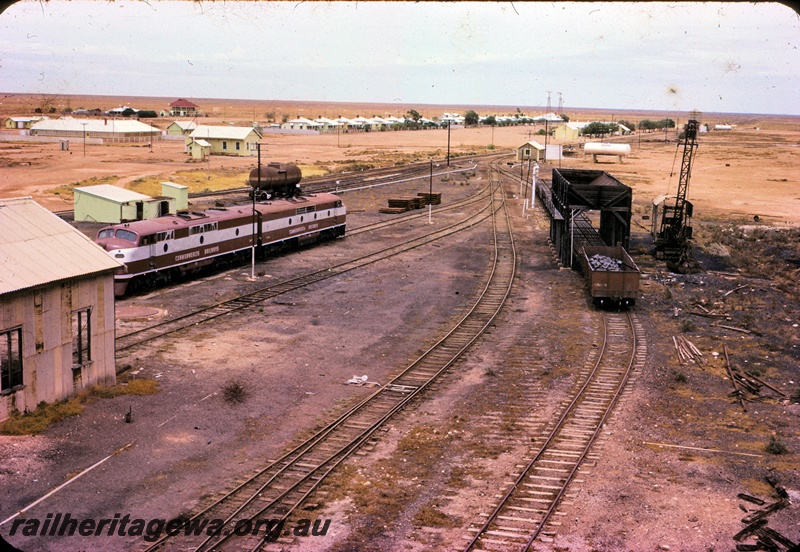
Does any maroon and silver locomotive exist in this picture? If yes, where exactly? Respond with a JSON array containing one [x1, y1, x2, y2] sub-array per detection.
[[96, 191, 345, 296]]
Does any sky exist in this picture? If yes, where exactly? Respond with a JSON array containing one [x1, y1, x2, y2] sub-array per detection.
[[1, 1, 799, 115]]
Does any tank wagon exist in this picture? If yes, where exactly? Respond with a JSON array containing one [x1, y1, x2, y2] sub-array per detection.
[[96, 192, 345, 296], [248, 162, 303, 199], [580, 245, 640, 307]]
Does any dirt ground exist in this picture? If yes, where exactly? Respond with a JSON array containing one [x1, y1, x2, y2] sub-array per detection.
[[1, 95, 799, 551]]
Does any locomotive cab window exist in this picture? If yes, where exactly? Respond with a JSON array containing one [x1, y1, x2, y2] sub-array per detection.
[[115, 229, 138, 243], [97, 229, 114, 240]]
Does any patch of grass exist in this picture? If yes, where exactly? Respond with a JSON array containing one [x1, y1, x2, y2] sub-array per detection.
[[765, 435, 788, 455], [0, 399, 85, 435], [127, 169, 250, 196], [680, 319, 696, 333], [48, 175, 119, 198], [223, 380, 248, 405], [413, 503, 462, 528], [671, 369, 688, 383], [0, 379, 160, 435], [86, 379, 160, 398]]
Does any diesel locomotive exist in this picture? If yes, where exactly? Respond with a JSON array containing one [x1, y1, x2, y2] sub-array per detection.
[[96, 165, 345, 296]]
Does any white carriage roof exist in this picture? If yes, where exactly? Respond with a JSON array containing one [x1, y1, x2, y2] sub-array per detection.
[[0, 197, 123, 295]]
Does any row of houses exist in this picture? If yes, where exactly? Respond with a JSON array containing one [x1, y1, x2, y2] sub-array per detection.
[[278, 114, 442, 132], [552, 121, 633, 141], [2, 116, 261, 157]]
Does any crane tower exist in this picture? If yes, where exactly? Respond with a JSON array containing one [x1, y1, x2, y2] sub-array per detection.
[[654, 115, 702, 273]]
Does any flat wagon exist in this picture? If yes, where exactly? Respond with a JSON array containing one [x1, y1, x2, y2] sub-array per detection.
[[581, 245, 640, 307]]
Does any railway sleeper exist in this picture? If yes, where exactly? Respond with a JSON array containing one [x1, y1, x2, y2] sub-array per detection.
[[483, 529, 529, 539]]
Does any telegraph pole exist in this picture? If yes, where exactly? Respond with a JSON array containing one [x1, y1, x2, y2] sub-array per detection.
[[252, 143, 261, 280], [446, 120, 451, 167]]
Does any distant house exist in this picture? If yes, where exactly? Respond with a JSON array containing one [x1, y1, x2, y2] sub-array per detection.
[[108, 106, 137, 116], [166, 120, 197, 136], [4, 116, 43, 130], [0, 197, 122, 421], [515, 141, 545, 162], [170, 99, 200, 117], [281, 117, 322, 131], [313, 117, 342, 132], [187, 125, 261, 156], [552, 122, 584, 141], [441, 113, 465, 125]]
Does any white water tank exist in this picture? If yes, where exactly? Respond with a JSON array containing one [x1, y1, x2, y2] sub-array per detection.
[[584, 142, 631, 162]]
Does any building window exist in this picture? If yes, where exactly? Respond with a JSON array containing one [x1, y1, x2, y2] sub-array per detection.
[[235, 141, 241, 151], [72, 308, 91, 367], [222, 141, 227, 150], [1, 327, 23, 392]]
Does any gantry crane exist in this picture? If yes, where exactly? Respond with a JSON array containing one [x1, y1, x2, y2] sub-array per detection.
[[654, 114, 702, 273]]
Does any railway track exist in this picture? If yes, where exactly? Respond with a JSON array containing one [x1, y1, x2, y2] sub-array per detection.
[[115, 176, 498, 353], [140, 164, 517, 551], [463, 311, 646, 551], [54, 152, 507, 220]]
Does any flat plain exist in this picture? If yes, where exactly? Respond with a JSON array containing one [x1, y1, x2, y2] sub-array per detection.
[[1, 94, 799, 551]]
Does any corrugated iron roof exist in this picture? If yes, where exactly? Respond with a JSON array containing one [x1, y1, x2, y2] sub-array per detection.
[[170, 98, 199, 108], [30, 117, 160, 134], [190, 125, 262, 141], [518, 141, 545, 150], [0, 197, 123, 296], [74, 184, 150, 203], [169, 120, 197, 131]]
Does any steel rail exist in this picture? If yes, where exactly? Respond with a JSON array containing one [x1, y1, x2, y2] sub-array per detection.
[[53, 151, 510, 221], [226, 164, 516, 552], [141, 162, 516, 552], [116, 183, 498, 353], [464, 311, 641, 551], [344, 177, 493, 236]]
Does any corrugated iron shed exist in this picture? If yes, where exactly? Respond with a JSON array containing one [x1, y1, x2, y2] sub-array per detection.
[[0, 197, 123, 295], [30, 117, 159, 135]]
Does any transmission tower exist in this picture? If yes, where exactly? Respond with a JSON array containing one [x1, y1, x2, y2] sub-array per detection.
[[557, 92, 563, 114], [546, 91, 552, 113]]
